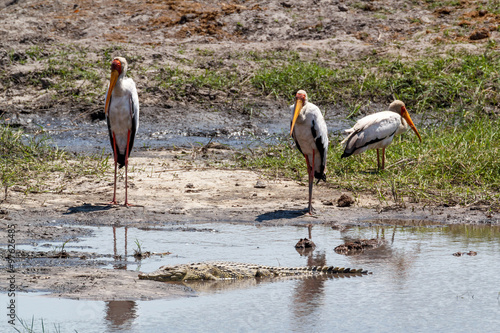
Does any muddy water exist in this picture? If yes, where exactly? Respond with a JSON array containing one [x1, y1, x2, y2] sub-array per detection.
[[15, 112, 285, 152], [3, 221, 500, 332], [15, 110, 351, 153]]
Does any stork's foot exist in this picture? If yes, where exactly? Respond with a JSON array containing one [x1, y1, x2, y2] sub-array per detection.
[[302, 206, 318, 216], [109, 200, 119, 205]]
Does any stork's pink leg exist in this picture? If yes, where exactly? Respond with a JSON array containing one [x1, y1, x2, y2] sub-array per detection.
[[381, 148, 386, 170], [304, 153, 311, 173], [303, 154, 313, 214], [124, 130, 131, 207], [307, 151, 315, 214], [376, 149, 381, 170], [110, 132, 119, 205]]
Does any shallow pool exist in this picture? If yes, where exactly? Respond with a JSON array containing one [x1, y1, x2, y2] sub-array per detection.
[[2, 221, 500, 332]]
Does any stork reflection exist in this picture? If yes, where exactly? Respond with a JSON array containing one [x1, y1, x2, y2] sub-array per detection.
[[105, 300, 137, 331], [292, 224, 328, 325], [113, 226, 128, 270]]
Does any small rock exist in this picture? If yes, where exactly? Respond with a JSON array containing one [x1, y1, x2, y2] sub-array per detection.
[[185, 183, 194, 188], [478, 9, 488, 17], [168, 208, 186, 215], [254, 180, 266, 189], [330, 224, 345, 231], [334, 238, 382, 255], [295, 238, 316, 249], [469, 29, 490, 41], [337, 194, 354, 207], [178, 15, 188, 24], [434, 7, 452, 16], [40, 77, 56, 89], [338, 5, 348, 12]]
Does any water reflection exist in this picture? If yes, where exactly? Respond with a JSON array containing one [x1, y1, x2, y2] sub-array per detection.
[[338, 225, 419, 284], [105, 300, 137, 331], [339, 222, 500, 291], [112, 226, 128, 270], [291, 225, 328, 328], [107, 226, 136, 332], [180, 279, 260, 294], [361, 220, 500, 243], [291, 251, 327, 324], [7, 221, 500, 332], [445, 224, 500, 243]]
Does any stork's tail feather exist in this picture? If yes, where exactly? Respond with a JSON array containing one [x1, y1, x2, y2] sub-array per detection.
[[315, 172, 326, 184], [341, 151, 353, 159], [340, 128, 357, 158], [117, 153, 126, 169]]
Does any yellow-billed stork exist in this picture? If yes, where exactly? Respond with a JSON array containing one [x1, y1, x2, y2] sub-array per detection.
[[290, 90, 329, 215], [341, 100, 421, 170], [104, 57, 139, 206]]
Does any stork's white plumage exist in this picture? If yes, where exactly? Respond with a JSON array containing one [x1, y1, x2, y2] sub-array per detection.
[[290, 90, 328, 215], [341, 100, 421, 170], [104, 57, 139, 206]]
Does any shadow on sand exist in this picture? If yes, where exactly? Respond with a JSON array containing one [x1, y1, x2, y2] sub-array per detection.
[[64, 203, 114, 215], [255, 209, 309, 222]]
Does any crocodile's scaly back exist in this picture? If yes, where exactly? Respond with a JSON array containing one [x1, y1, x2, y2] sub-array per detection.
[[138, 261, 370, 282]]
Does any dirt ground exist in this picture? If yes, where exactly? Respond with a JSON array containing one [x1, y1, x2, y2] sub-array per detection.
[[1, 149, 496, 300], [0, 0, 499, 300]]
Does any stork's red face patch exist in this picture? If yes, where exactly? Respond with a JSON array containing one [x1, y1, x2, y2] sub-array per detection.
[[296, 93, 306, 101], [111, 59, 122, 73]]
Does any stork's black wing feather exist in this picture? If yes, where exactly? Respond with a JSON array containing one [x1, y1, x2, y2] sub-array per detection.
[[311, 120, 327, 182]]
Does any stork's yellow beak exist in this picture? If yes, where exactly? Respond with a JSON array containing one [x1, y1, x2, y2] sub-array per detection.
[[290, 99, 303, 136], [104, 69, 119, 116], [402, 106, 422, 142]]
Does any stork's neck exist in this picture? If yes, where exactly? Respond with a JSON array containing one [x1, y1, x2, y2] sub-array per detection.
[[112, 74, 128, 96], [397, 115, 409, 134]]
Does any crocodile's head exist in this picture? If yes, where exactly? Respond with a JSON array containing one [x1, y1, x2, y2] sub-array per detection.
[[138, 265, 189, 282], [138, 263, 224, 281]]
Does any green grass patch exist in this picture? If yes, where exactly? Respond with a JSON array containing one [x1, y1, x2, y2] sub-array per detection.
[[424, 0, 461, 10], [152, 65, 240, 101], [3, 43, 499, 118], [235, 116, 500, 209], [0, 125, 108, 199], [251, 51, 500, 115], [1, 43, 144, 105], [12, 315, 67, 333]]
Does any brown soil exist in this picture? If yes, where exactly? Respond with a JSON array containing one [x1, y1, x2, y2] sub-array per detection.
[[0, 0, 499, 300]]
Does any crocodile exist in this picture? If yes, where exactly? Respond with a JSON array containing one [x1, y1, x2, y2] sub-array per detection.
[[138, 261, 370, 282]]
